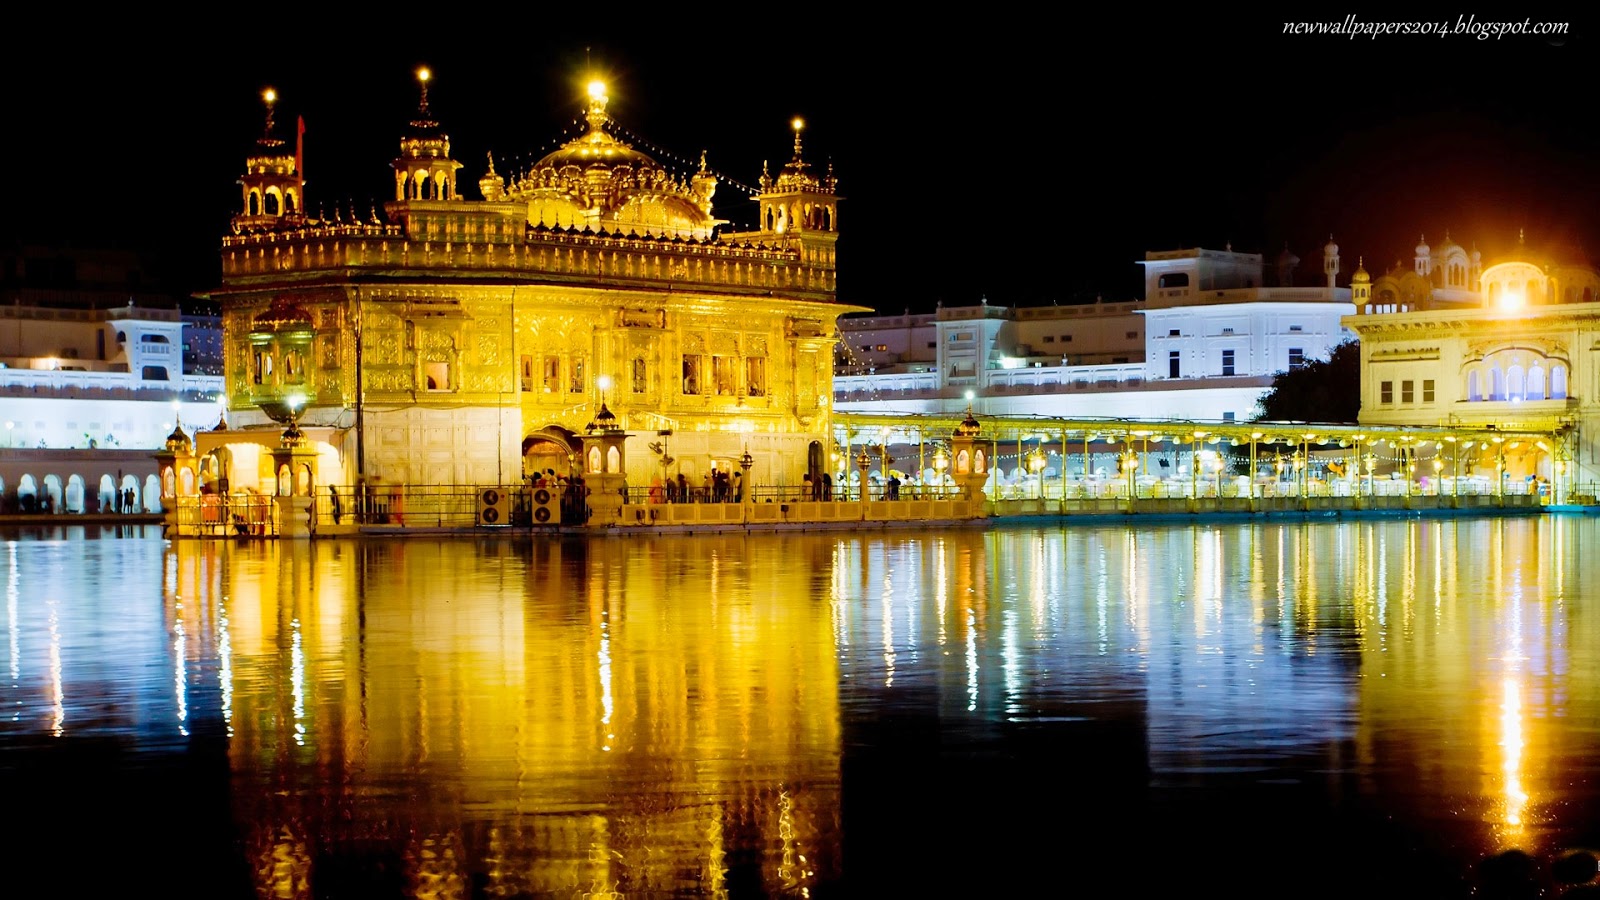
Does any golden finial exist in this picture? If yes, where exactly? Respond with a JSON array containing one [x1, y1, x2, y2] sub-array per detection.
[[417, 66, 432, 114], [261, 88, 277, 140], [485, 151, 496, 175], [791, 117, 805, 160], [698, 149, 708, 173], [585, 79, 610, 130]]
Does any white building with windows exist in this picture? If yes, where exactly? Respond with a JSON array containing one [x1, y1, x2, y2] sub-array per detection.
[[836, 244, 1356, 422], [0, 246, 226, 451], [1344, 231, 1600, 488]]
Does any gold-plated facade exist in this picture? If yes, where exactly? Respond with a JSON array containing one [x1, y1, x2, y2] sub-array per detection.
[[204, 76, 865, 495]]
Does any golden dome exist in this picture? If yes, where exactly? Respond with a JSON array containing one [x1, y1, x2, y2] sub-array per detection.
[[955, 409, 982, 438], [514, 81, 722, 239], [165, 422, 192, 454], [534, 83, 657, 172], [1353, 257, 1371, 283]]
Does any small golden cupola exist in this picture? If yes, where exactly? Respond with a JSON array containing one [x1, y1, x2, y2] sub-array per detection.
[[232, 88, 304, 233], [756, 117, 840, 235], [165, 419, 193, 454], [479, 152, 506, 202], [392, 67, 462, 202], [509, 80, 723, 239], [1352, 257, 1372, 308]]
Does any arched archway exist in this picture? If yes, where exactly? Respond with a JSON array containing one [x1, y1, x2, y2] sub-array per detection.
[[522, 427, 579, 483], [17, 475, 37, 513], [42, 475, 63, 514], [65, 474, 86, 514], [120, 474, 141, 513], [143, 475, 162, 514]]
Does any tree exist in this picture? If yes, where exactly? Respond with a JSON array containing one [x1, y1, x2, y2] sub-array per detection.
[[1253, 339, 1361, 423]]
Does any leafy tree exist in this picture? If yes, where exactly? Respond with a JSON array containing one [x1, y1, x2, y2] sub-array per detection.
[[1253, 338, 1361, 423]]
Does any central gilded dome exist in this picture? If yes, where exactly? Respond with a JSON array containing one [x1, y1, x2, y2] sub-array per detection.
[[508, 81, 723, 239]]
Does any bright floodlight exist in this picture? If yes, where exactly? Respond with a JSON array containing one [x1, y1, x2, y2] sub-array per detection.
[[792, 117, 805, 132], [1500, 291, 1524, 311], [588, 80, 607, 100], [263, 88, 276, 105], [964, 389, 975, 401], [597, 375, 613, 391], [418, 67, 431, 83], [287, 394, 306, 412]]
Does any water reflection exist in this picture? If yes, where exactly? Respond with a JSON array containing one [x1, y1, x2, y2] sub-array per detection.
[[1, 517, 1598, 897]]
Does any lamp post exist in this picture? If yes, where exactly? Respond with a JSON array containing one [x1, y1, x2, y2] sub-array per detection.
[[933, 446, 948, 497], [1432, 458, 1444, 497], [1029, 448, 1046, 501], [1364, 451, 1376, 498], [856, 449, 871, 502]]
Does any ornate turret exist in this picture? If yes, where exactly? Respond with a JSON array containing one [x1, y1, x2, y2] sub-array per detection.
[[1322, 235, 1340, 289], [232, 88, 304, 233], [391, 67, 462, 202], [1414, 234, 1432, 277], [1352, 257, 1371, 308], [756, 117, 840, 236], [165, 419, 192, 454]]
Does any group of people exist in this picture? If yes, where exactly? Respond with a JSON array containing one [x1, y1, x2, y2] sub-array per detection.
[[646, 469, 742, 504], [801, 472, 836, 501]]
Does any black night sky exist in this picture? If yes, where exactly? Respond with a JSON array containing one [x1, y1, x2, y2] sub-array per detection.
[[4, 11, 1595, 312]]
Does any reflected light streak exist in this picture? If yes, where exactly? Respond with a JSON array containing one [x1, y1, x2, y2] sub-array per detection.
[[290, 618, 306, 746], [1499, 675, 1529, 840], [598, 611, 614, 751], [1002, 609, 1020, 714], [935, 541, 948, 646], [7, 543, 17, 720], [174, 612, 188, 737], [830, 545, 847, 653], [1124, 532, 1140, 633], [219, 599, 233, 736], [1095, 544, 1108, 655], [965, 607, 978, 712], [880, 566, 895, 689], [48, 598, 62, 737]]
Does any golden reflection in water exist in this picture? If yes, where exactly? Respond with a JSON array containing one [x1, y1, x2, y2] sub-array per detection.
[[170, 536, 842, 899], [48, 597, 61, 737], [1499, 675, 1528, 841]]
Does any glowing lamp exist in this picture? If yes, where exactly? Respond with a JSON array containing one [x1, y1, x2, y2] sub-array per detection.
[[588, 80, 606, 100], [418, 67, 431, 83]]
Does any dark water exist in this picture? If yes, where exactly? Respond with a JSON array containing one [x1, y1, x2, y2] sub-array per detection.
[[4, 517, 1600, 898]]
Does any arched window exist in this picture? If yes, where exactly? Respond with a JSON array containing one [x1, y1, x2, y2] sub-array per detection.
[[248, 192, 260, 217], [974, 449, 987, 474], [1527, 365, 1546, 400], [956, 449, 970, 475], [1506, 366, 1524, 402], [1490, 366, 1505, 401], [143, 474, 162, 514], [1467, 370, 1481, 402], [588, 446, 602, 474], [1552, 365, 1568, 399], [606, 446, 620, 473], [265, 193, 280, 216]]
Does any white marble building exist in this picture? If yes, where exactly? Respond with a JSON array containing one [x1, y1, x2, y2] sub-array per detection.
[[836, 243, 1356, 422]]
